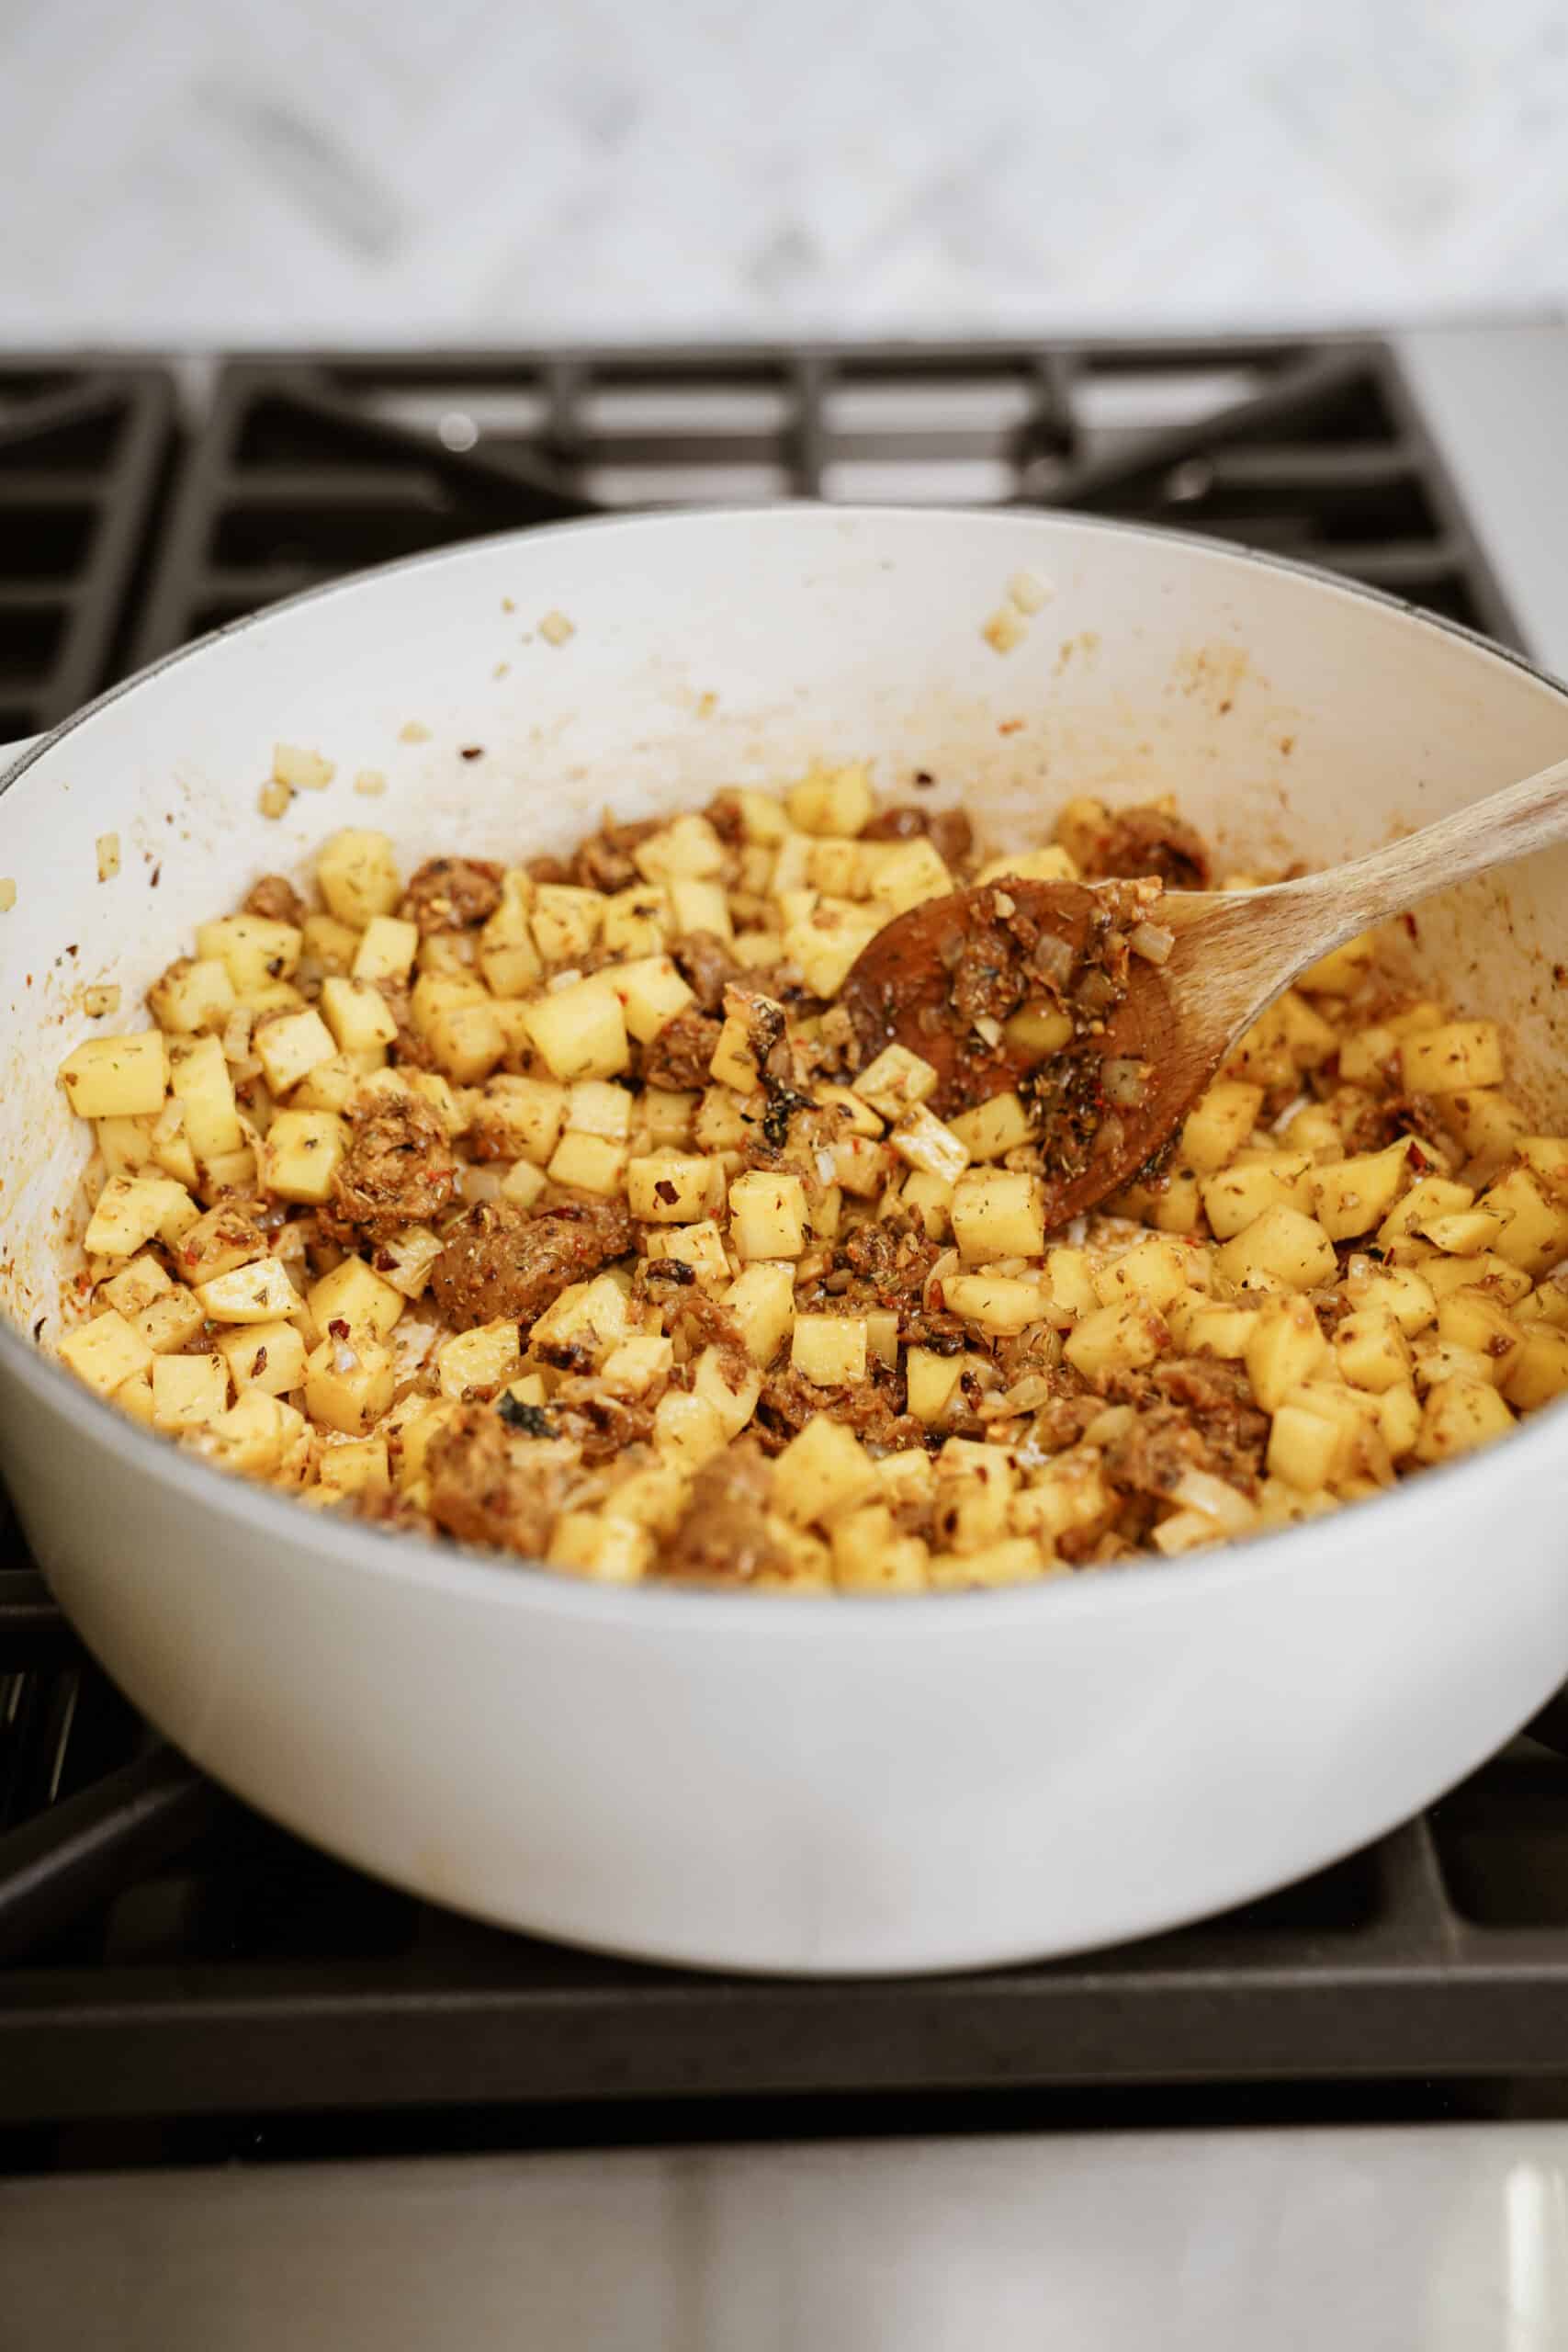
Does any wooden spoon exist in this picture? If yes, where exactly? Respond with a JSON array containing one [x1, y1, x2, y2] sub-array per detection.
[[840, 754, 1568, 1227]]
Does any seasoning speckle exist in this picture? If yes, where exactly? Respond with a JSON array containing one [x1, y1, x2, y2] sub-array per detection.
[[0, 878, 15, 913], [982, 607, 1025, 656], [258, 780, 292, 820], [399, 721, 432, 744], [354, 769, 387, 797], [459, 746, 485, 762], [96, 832, 120, 883], [539, 611, 575, 648]]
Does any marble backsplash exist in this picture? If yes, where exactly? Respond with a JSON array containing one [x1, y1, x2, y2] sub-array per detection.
[[4, 0, 1567, 345]]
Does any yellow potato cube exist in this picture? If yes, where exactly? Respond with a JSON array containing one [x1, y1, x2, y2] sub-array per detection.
[[667, 875, 732, 940], [897, 1168, 954, 1238], [196, 913, 303, 993], [637, 1089, 695, 1150], [1479, 1163, 1568, 1277], [195, 1391, 308, 1480], [532, 1272, 635, 1363], [147, 956, 237, 1035], [1376, 1382, 1424, 1458], [724, 1262, 797, 1366], [351, 915, 420, 984], [290, 1055, 365, 1114], [1297, 933, 1377, 995], [316, 829, 400, 926], [1377, 1174, 1474, 1245], [928, 1539, 1052, 1591], [100, 1254, 172, 1317], [1436, 1286, 1523, 1382], [632, 811, 728, 881], [111, 1368, 156, 1428], [1224, 1001, 1296, 1091], [728, 1170, 808, 1259], [904, 1347, 962, 1423], [172, 1200, 269, 1283], [1200, 1155, 1312, 1240], [1414, 1376, 1515, 1463], [388, 1397, 459, 1489], [60, 1310, 154, 1396], [1245, 1294, 1329, 1410], [784, 903, 879, 997], [627, 1152, 722, 1223], [410, 972, 488, 1036], [1421, 1209, 1506, 1256], [59, 1031, 168, 1120], [1278, 990, 1339, 1070], [319, 976, 399, 1057], [217, 1319, 309, 1396], [530, 883, 604, 965], [1180, 1080, 1264, 1172], [890, 1105, 970, 1186], [83, 1173, 191, 1261], [652, 1390, 729, 1471], [786, 762, 874, 838], [1043, 1247, 1099, 1318], [317, 1437, 391, 1502], [606, 956, 696, 1044], [301, 912, 361, 977], [949, 1091, 1035, 1163], [152, 1351, 230, 1433], [1442, 1090, 1531, 1165], [434, 1319, 523, 1399], [194, 1145, 257, 1207], [791, 1313, 869, 1386], [170, 1034, 243, 1161], [774, 1416, 878, 1525], [132, 1286, 207, 1354], [1400, 1021, 1505, 1094], [701, 1010, 756, 1093], [693, 1344, 763, 1437], [1214, 1205, 1337, 1294], [309, 1255, 404, 1342], [1337, 1024, 1400, 1085], [1504, 1327, 1568, 1411], [1093, 1237, 1188, 1312], [1168, 1295, 1256, 1359], [469, 1075, 567, 1165], [868, 837, 953, 915], [1334, 1306, 1413, 1394], [852, 1044, 940, 1123], [1279, 1103, 1344, 1157], [951, 1168, 1045, 1261], [833, 1513, 930, 1595], [95, 1115, 159, 1178], [601, 1334, 676, 1398], [426, 1001, 506, 1084], [547, 1129, 631, 1197], [942, 1273, 1044, 1337], [254, 1008, 337, 1097], [260, 1110, 346, 1204], [1266, 1401, 1342, 1492], [1063, 1298, 1167, 1380], [694, 1088, 750, 1154], [548, 1512, 652, 1585], [599, 884, 671, 958], [195, 1259, 301, 1324], [1308, 1144, 1412, 1242], [646, 1221, 732, 1289], [522, 976, 629, 1082], [976, 843, 1079, 888]]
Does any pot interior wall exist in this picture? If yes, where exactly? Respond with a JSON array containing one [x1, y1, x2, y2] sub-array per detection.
[[4, 509, 1568, 1340]]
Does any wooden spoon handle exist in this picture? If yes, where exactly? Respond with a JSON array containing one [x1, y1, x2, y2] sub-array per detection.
[[1261, 750, 1568, 970]]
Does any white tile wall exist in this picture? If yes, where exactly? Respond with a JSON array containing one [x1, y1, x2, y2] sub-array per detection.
[[4, 0, 1567, 344]]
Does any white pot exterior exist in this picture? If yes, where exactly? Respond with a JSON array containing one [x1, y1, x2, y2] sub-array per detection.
[[3, 507, 1568, 1974]]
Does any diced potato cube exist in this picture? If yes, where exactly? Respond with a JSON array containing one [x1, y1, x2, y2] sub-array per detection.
[[724, 1262, 796, 1366], [260, 1109, 346, 1204], [1479, 1163, 1568, 1277], [351, 915, 420, 984], [426, 1001, 506, 1084], [547, 1131, 630, 1197], [531, 1272, 634, 1363], [548, 1512, 652, 1585], [522, 976, 628, 1082], [646, 1221, 731, 1288], [530, 883, 604, 966], [319, 976, 399, 1057], [1377, 1382, 1424, 1458], [1224, 1001, 1296, 1090], [434, 1318, 523, 1399], [1180, 1080, 1264, 1171], [1093, 1237, 1188, 1312], [906, 1347, 964, 1424], [317, 1437, 391, 1501], [601, 1334, 675, 1398], [1340, 1264, 1438, 1335], [652, 1390, 729, 1470], [305, 1333, 397, 1435], [786, 762, 874, 838], [599, 884, 671, 958], [1442, 1090, 1531, 1165], [1043, 1247, 1099, 1317], [100, 1254, 173, 1317], [694, 1088, 750, 1153], [728, 1170, 808, 1259], [1063, 1298, 1167, 1379], [60, 1310, 154, 1396], [1243, 1294, 1328, 1409], [111, 1367, 156, 1428], [254, 1008, 337, 1097], [833, 1513, 930, 1595], [301, 913, 361, 977], [193, 1145, 257, 1207], [1308, 1144, 1412, 1242], [951, 1168, 1045, 1261], [1168, 1294, 1256, 1359], [942, 1273, 1044, 1336], [1504, 1327, 1568, 1411], [1338, 1025, 1400, 1084], [217, 1319, 309, 1396], [152, 1351, 230, 1433], [933, 1449, 1016, 1554], [290, 1055, 364, 1114], [561, 1080, 637, 1147], [783, 903, 878, 997], [195, 913, 302, 993], [1279, 1103, 1344, 1157], [1436, 1286, 1522, 1382], [316, 830, 400, 926], [976, 843, 1079, 888], [83, 1173, 191, 1261], [897, 1168, 955, 1238], [928, 1539, 1052, 1591], [1201, 1154, 1312, 1240], [96, 1115, 158, 1178], [1414, 1376, 1515, 1463], [831, 1132, 888, 1197], [1297, 933, 1377, 995], [949, 1091, 1034, 1163], [1278, 990, 1339, 1071], [627, 1152, 723, 1224], [468, 1075, 566, 1165], [707, 1011, 761, 1093], [195, 1259, 301, 1324], [1421, 1209, 1506, 1256], [60, 1031, 168, 1120], [1400, 1022, 1505, 1094], [1333, 1306, 1412, 1393], [867, 837, 953, 915], [1266, 1401, 1343, 1492], [147, 956, 237, 1035], [891, 1104, 970, 1185], [606, 956, 696, 1044], [170, 1034, 243, 1161], [852, 1044, 941, 1124], [133, 1286, 207, 1354], [791, 1313, 869, 1386], [633, 812, 728, 881], [640, 1089, 697, 1148], [773, 1416, 877, 1524], [309, 1255, 404, 1343], [694, 1344, 763, 1437], [1377, 1174, 1474, 1245], [667, 875, 732, 940], [1214, 1205, 1337, 1294]]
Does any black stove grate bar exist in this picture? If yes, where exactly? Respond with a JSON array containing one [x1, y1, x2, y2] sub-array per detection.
[[0, 1746, 218, 1967]]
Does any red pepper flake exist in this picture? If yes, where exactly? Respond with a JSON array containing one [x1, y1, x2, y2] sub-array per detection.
[[458, 745, 485, 761], [252, 1346, 268, 1375], [1402, 913, 1419, 940], [328, 1317, 351, 1340], [654, 1179, 678, 1204], [150, 865, 162, 888]]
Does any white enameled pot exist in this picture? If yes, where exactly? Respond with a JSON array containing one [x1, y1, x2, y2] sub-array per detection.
[[3, 507, 1568, 1976]]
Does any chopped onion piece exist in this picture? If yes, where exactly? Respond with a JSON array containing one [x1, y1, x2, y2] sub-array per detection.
[[1129, 920, 1174, 966], [1101, 1057, 1149, 1108]]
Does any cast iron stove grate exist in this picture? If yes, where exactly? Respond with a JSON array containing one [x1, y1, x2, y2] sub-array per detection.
[[1, 336, 1560, 2160]]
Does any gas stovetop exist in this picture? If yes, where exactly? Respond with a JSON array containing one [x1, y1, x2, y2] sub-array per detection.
[[5, 333, 1568, 2176]]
